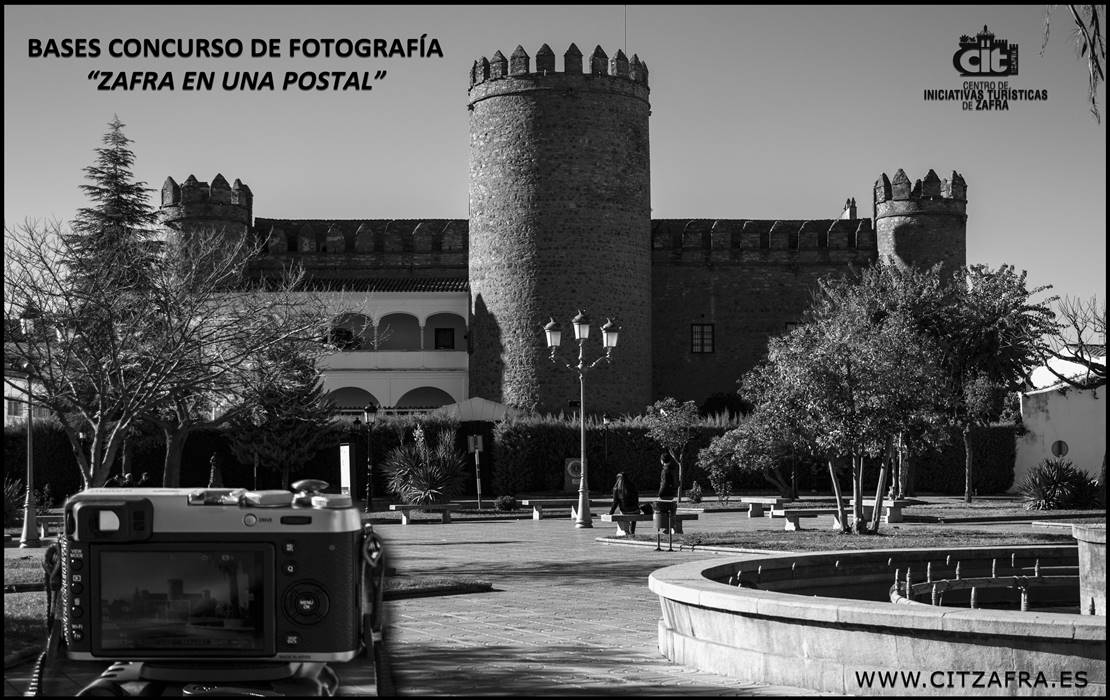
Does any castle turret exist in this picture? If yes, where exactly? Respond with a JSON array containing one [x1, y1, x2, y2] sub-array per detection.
[[160, 174, 253, 244], [467, 43, 652, 415], [874, 168, 966, 279]]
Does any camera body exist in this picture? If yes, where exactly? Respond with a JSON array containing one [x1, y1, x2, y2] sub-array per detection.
[[60, 484, 365, 663]]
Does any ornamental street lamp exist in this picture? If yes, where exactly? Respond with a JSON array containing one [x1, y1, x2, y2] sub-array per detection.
[[19, 307, 41, 547], [545, 312, 620, 528], [363, 404, 378, 513]]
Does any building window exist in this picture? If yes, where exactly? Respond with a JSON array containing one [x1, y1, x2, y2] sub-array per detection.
[[6, 399, 22, 418], [434, 328, 455, 350], [691, 324, 714, 354]]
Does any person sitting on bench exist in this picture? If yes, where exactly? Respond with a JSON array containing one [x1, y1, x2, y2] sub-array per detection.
[[608, 472, 641, 534]]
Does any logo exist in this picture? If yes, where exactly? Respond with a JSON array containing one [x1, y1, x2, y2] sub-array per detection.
[[953, 25, 1018, 77]]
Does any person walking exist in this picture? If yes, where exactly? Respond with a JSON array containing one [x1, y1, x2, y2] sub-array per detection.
[[608, 472, 641, 534]]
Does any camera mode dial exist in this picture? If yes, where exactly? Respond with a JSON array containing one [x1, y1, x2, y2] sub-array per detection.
[[291, 479, 329, 507]]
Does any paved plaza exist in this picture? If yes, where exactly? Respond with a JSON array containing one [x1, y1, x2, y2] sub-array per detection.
[[4, 502, 1058, 696]]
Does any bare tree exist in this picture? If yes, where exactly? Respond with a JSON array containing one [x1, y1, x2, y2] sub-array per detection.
[[135, 227, 340, 487], [5, 220, 169, 489], [1038, 295, 1106, 390], [3, 221, 357, 488]]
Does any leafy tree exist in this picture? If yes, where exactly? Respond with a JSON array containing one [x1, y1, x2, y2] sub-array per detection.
[[736, 287, 949, 532], [643, 397, 700, 502], [944, 265, 1058, 502], [697, 410, 792, 499], [811, 264, 954, 498]]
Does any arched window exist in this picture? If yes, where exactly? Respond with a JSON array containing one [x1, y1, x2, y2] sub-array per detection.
[[395, 387, 455, 409]]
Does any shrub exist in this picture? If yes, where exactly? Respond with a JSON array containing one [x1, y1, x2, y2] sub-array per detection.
[[4, 476, 24, 526], [494, 495, 519, 512], [1018, 458, 1101, 510], [688, 481, 703, 503], [382, 424, 466, 505]]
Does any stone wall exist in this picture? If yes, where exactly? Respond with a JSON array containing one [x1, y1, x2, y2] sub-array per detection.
[[650, 218, 876, 404]]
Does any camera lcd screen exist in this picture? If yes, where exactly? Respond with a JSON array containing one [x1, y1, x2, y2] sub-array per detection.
[[96, 548, 268, 654]]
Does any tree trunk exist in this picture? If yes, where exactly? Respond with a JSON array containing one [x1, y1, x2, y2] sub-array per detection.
[[892, 433, 903, 499], [902, 447, 915, 498], [120, 432, 134, 482], [851, 455, 866, 534], [762, 467, 791, 498], [676, 450, 684, 503], [161, 427, 190, 487], [871, 447, 889, 534], [828, 459, 848, 533], [963, 425, 974, 503]]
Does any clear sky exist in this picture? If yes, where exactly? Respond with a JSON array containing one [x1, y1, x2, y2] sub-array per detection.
[[4, 4, 1105, 304]]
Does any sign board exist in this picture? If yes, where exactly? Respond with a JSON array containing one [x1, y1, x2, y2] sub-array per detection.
[[467, 435, 484, 453], [564, 457, 583, 493], [339, 443, 352, 494]]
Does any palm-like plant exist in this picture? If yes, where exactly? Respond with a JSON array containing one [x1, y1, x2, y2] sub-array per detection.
[[1019, 458, 1100, 510], [383, 424, 466, 506]]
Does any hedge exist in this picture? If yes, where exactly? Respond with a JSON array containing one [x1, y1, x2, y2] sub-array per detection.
[[490, 415, 734, 496], [3, 415, 475, 502], [4, 417, 1016, 505]]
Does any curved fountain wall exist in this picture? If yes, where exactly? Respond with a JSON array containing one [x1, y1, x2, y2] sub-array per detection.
[[648, 545, 1105, 696]]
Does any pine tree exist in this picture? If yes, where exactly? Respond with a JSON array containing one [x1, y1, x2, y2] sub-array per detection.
[[67, 115, 160, 287]]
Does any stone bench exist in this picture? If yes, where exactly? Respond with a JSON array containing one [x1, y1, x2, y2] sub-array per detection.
[[738, 496, 791, 518], [519, 498, 607, 521], [861, 498, 915, 524], [770, 499, 916, 525], [388, 503, 470, 525], [776, 508, 843, 531], [36, 513, 65, 538], [599, 512, 699, 537]]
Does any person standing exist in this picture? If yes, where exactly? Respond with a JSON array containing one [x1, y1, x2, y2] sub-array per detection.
[[208, 452, 226, 488], [609, 472, 641, 534], [656, 452, 679, 527]]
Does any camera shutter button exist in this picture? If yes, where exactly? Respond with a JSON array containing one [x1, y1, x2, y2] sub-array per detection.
[[243, 513, 258, 526]]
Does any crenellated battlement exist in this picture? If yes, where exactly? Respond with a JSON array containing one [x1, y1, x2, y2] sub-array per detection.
[[253, 218, 469, 256], [650, 218, 876, 254], [469, 43, 648, 89], [160, 174, 253, 237], [162, 174, 253, 208], [874, 169, 966, 206], [873, 168, 967, 278]]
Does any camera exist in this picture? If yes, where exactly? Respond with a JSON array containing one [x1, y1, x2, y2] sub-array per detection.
[[60, 480, 370, 663]]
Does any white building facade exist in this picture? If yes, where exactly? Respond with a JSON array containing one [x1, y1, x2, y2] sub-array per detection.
[[1012, 356, 1106, 490]]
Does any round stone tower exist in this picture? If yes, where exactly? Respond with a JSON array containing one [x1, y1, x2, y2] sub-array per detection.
[[873, 168, 967, 279], [467, 43, 652, 415], [160, 173, 253, 242]]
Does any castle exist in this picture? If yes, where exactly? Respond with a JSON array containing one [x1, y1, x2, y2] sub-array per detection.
[[159, 43, 967, 417]]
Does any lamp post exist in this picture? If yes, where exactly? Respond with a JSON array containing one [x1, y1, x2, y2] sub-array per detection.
[[19, 315, 41, 548], [602, 413, 611, 474], [363, 404, 378, 513], [545, 312, 620, 529]]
